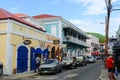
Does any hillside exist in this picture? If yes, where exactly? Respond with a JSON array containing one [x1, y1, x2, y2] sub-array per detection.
[[87, 32, 105, 43]]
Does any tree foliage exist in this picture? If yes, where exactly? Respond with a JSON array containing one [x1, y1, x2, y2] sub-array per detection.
[[87, 32, 105, 43]]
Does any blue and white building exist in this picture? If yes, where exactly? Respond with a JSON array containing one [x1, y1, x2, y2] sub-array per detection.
[[33, 14, 90, 57]]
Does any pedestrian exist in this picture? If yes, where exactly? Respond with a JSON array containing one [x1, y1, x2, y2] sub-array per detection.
[[0, 61, 3, 76], [35, 55, 40, 72], [106, 55, 116, 80]]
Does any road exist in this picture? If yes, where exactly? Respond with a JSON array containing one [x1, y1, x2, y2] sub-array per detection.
[[20, 60, 104, 80]]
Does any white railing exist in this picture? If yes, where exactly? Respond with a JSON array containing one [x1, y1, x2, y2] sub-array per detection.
[[63, 36, 91, 47]]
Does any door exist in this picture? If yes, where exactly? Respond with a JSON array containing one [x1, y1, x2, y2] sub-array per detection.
[[30, 47, 36, 70], [17, 46, 28, 73]]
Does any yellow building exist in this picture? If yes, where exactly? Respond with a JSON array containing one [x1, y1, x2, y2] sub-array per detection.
[[0, 9, 61, 75], [46, 33, 61, 61]]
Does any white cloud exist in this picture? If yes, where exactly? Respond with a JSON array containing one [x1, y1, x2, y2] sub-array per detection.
[[69, 19, 105, 35], [69, 16, 120, 37], [67, 0, 106, 15], [67, 0, 119, 15]]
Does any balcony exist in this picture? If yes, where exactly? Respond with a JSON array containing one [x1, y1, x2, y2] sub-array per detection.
[[63, 36, 91, 47]]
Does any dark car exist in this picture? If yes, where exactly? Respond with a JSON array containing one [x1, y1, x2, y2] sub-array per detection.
[[62, 57, 77, 69], [39, 59, 63, 74]]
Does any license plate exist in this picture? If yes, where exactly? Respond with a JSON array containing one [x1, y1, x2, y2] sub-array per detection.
[[44, 71, 48, 72]]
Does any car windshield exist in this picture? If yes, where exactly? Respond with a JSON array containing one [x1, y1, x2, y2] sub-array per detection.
[[87, 56, 94, 59], [44, 60, 56, 64], [63, 57, 72, 60]]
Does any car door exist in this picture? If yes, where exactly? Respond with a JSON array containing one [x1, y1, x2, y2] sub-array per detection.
[[55, 60, 60, 71]]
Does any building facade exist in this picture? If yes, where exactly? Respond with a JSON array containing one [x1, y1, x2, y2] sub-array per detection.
[[15, 13, 61, 61], [0, 9, 60, 75], [33, 14, 90, 58], [86, 35, 100, 56]]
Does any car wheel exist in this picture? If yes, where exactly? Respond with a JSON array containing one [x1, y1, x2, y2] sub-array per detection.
[[84, 63, 86, 66], [53, 68, 57, 74], [39, 73, 43, 75], [60, 68, 63, 72]]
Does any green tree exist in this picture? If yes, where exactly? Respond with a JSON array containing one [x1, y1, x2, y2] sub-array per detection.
[[87, 32, 105, 43]]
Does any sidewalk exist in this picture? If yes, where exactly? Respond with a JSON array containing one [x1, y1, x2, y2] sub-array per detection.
[[98, 69, 120, 80], [0, 71, 39, 80]]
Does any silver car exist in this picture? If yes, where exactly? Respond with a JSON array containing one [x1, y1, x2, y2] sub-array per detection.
[[39, 59, 63, 74], [86, 56, 96, 63], [62, 57, 77, 69]]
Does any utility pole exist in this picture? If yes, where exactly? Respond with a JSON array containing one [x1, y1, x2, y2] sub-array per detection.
[[104, 0, 111, 57]]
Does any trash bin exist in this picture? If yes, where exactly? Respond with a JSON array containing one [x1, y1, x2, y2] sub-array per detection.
[[0, 61, 3, 75]]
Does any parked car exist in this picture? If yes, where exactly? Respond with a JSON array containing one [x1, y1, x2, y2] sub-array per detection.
[[76, 55, 87, 66], [62, 57, 77, 69], [95, 55, 101, 60], [38, 59, 63, 74], [86, 56, 96, 63]]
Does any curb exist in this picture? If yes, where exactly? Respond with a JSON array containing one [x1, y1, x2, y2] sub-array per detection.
[[1, 72, 39, 79]]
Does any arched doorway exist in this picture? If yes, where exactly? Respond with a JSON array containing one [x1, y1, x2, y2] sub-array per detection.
[[51, 47, 55, 58], [17, 46, 28, 73]]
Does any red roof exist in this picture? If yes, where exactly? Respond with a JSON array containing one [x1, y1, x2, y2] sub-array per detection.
[[33, 14, 58, 19], [0, 8, 46, 32], [14, 13, 29, 18]]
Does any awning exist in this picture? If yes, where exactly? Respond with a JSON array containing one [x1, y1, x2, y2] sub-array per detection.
[[35, 48, 42, 54]]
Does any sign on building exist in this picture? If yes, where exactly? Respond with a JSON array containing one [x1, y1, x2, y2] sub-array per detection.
[[53, 40, 60, 44]]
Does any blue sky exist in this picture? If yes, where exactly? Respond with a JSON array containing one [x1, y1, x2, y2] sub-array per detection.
[[0, 0, 120, 37]]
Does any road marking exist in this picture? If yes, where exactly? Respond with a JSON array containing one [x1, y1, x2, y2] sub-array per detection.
[[63, 73, 78, 78], [46, 76, 58, 79]]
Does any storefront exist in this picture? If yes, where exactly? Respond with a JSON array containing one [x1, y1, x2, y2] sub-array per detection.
[[0, 9, 47, 74]]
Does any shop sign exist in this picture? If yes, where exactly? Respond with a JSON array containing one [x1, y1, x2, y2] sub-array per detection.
[[23, 40, 31, 45], [53, 40, 60, 44], [62, 44, 66, 48]]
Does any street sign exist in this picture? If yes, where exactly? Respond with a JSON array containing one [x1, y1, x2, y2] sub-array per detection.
[[62, 44, 66, 48], [23, 40, 31, 45]]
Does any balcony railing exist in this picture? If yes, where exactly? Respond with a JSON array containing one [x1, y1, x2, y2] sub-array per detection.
[[63, 36, 91, 47]]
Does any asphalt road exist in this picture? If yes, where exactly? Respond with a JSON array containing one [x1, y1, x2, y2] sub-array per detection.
[[20, 60, 104, 80]]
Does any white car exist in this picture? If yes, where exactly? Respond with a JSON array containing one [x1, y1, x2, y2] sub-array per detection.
[[86, 56, 96, 63]]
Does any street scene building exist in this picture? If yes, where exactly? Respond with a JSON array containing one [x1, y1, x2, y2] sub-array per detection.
[[15, 13, 62, 61], [86, 34, 100, 56], [33, 14, 90, 58], [1, 1, 120, 80], [0, 9, 60, 75]]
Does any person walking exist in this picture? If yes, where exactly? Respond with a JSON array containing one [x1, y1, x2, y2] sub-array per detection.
[[35, 56, 40, 72], [0, 61, 3, 76], [106, 55, 116, 80]]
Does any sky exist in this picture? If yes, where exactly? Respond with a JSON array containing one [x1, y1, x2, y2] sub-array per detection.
[[0, 0, 120, 37]]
